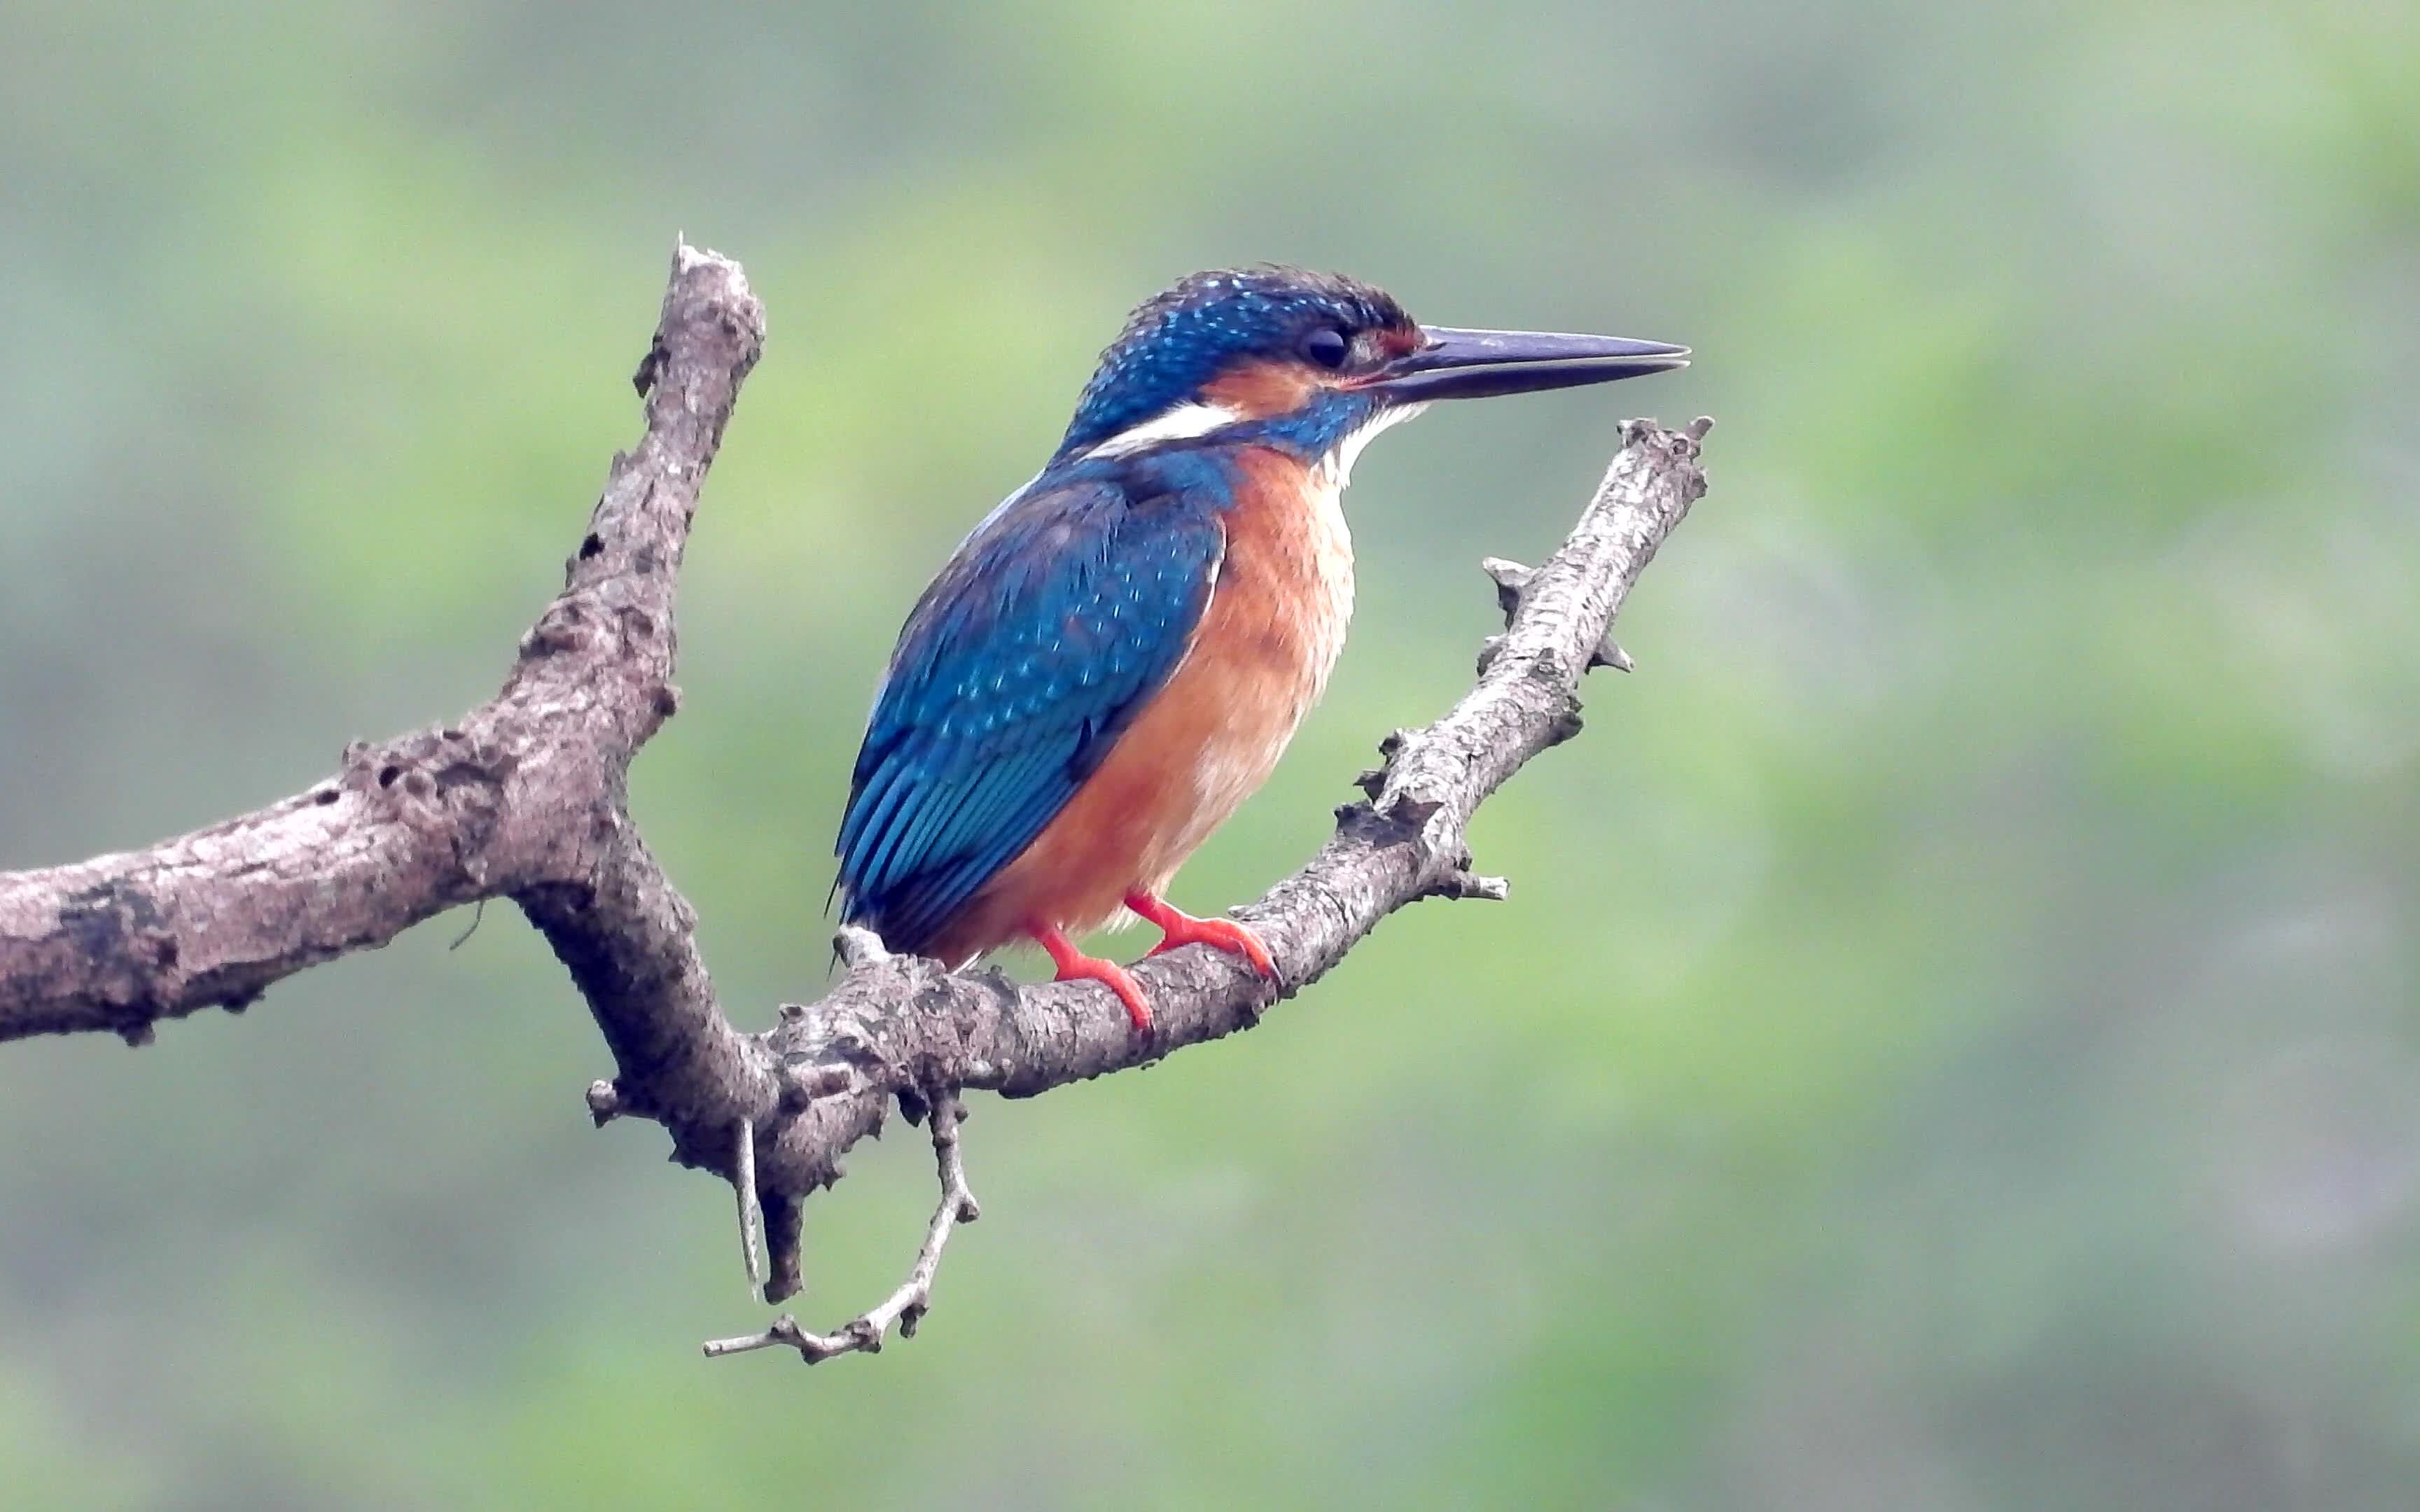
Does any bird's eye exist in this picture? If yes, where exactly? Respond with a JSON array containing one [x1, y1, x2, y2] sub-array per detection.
[[1302, 327, 1351, 370]]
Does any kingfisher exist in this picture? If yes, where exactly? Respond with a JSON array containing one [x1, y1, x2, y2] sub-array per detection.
[[835, 266, 1684, 1031]]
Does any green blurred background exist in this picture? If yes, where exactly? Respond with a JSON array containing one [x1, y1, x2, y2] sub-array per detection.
[[4, 1, 2417, 1506]]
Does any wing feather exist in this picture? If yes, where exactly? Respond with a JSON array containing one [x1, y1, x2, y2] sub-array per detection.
[[835, 472, 1225, 955]]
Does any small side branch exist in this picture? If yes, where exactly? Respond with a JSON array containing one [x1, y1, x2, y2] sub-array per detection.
[[702, 1091, 980, 1363], [734, 1117, 764, 1295]]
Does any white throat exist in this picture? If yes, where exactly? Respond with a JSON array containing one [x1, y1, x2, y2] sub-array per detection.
[[1320, 402, 1428, 490]]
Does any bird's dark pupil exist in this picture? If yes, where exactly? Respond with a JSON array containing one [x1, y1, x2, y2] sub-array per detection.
[[1305, 328, 1350, 370]]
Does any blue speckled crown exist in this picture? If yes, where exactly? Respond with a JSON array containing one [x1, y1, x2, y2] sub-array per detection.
[[1055, 267, 1412, 460]]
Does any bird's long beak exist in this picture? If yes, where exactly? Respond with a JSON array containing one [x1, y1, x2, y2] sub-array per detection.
[[1363, 326, 1689, 402]]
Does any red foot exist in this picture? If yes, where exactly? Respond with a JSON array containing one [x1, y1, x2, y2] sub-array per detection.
[[1029, 920, 1154, 1033], [1125, 892, 1279, 981]]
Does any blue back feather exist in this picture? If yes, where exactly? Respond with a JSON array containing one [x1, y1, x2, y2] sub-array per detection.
[[836, 456, 1229, 953]]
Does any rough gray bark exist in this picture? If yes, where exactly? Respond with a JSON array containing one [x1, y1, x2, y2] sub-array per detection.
[[0, 241, 1711, 1361]]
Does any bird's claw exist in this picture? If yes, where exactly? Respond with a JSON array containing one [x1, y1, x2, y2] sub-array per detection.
[[1143, 914, 1278, 981], [1126, 892, 1279, 983]]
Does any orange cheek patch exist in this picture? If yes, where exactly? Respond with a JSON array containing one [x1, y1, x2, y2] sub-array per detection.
[[1204, 360, 1319, 421]]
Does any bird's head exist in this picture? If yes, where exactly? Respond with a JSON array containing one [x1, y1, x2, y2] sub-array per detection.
[[1054, 265, 1685, 468]]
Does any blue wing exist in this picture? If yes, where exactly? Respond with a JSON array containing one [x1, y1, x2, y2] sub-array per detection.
[[836, 467, 1228, 954]]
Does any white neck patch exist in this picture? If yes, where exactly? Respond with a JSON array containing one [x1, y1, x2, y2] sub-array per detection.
[[1083, 396, 1429, 481], [1082, 400, 1244, 460]]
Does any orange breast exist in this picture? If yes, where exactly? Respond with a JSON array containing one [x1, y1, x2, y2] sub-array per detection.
[[925, 449, 1353, 965]]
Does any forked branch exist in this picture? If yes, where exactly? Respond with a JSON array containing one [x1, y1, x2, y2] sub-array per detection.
[[0, 243, 1711, 1361]]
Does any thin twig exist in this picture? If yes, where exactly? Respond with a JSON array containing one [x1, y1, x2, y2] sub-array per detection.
[[702, 1090, 980, 1363], [734, 1116, 763, 1295]]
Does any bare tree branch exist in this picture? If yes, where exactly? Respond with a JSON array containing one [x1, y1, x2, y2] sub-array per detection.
[[0, 241, 1712, 1360]]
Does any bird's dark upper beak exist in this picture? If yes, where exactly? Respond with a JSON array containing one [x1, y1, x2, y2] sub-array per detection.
[[1363, 326, 1689, 402]]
